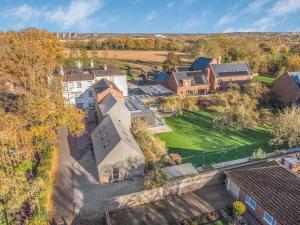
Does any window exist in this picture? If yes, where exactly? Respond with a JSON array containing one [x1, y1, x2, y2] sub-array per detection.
[[104, 140, 110, 148], [88, 91, 93, 97], [218, 79, 223, 85], [76, 103, 84, 109], [245, 195, 256, 210], [68, 82, 74, 90], [76, 81, 81, 88], [263, 211, 276, 225], [88, 102, 94, 108], [113, 168, 119, 180], [102, 132, 107, 140]]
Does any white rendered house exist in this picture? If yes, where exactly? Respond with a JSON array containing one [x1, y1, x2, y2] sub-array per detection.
[[59, 62, 128, 109]]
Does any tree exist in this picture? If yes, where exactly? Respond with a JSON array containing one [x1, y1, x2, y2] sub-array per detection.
[[144, 168, 167, 189], [162, 52, 181, 72], [0, 29, 84, 224], [271, 105, 300, 148]]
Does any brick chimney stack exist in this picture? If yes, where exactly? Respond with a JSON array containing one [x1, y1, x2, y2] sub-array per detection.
[[217, 56, 222, 64]]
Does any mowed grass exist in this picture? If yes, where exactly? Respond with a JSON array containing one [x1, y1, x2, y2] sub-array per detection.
[[157, 109, 273, 166], [254, 75, 275, 84]]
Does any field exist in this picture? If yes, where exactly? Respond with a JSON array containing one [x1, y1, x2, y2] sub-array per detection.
[[65, 49, 193, 63], [157, 110, 273, 167], [254, 75, 275, 84]]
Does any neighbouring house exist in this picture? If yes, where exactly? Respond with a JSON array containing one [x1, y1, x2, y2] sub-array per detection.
[[165, 70, 209, 97], [57, 62, 128, 109], [271, 71, 300, 105], [225, 161, 300, 225], [91, 115, 145, 184], [93, 79, 124, 104], [154, 72, 169, 85], [95, 93, 131, 129], [281, 155, 300, 174], [207, 63, 253, 91], [189, 56, 219, 71], [125, 96, 156, 127]]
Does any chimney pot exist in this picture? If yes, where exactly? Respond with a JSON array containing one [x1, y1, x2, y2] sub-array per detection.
[[77, 60, 81, 69], [103, 64, 107, 70], [217, 56, 222, 64], [91, 59, 94, 68]]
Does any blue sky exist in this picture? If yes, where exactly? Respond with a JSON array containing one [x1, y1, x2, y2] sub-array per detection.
[[1, 0, 300, 33]]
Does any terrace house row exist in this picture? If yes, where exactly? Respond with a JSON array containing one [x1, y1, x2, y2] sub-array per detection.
[[55, 61, 128, 109], [165, 56, 253, 97]]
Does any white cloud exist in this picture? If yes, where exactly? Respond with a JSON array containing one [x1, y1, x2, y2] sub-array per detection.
[[145, 10, 158, 22], [269, 0, 300, 16], [45, 0, 102, 29], [244, 0, 271, 13], [183, 18, 203, 30], [2, 0, 103, 31], [216, 15, 236, 27], [167, 1, 176, 9], [238, 16, 276, 32]]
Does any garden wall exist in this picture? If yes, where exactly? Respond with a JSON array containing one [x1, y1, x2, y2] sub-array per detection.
[[105, 169, 224, 224]]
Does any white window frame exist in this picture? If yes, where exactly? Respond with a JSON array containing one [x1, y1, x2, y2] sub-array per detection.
[[263, 211, 276, 225], [76, 81, 82, 88], [88, 91, 93, 97], [245, 195, 256, 210], [68, 82, 74, 90]]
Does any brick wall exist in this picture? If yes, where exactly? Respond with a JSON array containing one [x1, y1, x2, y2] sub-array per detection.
[[237, 186, 282, 225]]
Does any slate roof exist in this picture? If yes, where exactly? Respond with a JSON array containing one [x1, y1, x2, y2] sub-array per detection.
[[94, 79, 120, 94], [225, 162, 300, 225], [176, 66, 190, 72], [155, 72, 169, 85], [98, 93, 118, 116], [138, 85, 173, 97], [92, 68, 125, 77], [173, 71, 208, 87], [210, 63, 252, 78], [91, 115, 143, 166], [190, 57, 213, 71], [289, 71, 300, 89]]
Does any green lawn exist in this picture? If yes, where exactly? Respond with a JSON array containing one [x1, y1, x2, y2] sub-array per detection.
[[254, 75, 275, 84], [157, 109, 273, 167]]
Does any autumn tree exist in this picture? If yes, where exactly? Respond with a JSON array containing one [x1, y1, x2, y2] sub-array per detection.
[[162, 52, 181, 72], [271, 105, 300, 148], [0, 29, 84, 224]]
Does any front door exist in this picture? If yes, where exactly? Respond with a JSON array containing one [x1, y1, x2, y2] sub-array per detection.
[[113, 168, 119, 180]]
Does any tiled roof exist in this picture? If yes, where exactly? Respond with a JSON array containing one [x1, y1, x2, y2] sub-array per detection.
[[210, 63, 252, 78], [173, 71, 208, 87], [225, 162, 300, 225], [63, 73, 94, 82], [155, 72, 169, 85], [92, 68, 125, 77], [94, 79, 120, 94], [190, 57, 213, 71]]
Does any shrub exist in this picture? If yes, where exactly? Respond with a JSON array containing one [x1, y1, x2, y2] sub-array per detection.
[[144, 168, 167, 189], [232, 201, 246, 218], [252, 148, 266, 160]]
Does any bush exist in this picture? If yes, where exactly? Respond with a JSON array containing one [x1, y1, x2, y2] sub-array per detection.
[[252, 148, 266, 160], [232, 201, 246, 218], [144, 168, 167, 189]]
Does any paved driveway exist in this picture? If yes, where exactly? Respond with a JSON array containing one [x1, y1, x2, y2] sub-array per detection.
[[50, 123, 144, 225]]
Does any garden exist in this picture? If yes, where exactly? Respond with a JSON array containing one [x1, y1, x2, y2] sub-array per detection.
[[157, 109, 273, 167]]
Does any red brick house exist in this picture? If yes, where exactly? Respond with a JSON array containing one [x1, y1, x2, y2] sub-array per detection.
[[207, 63, 253, 91], [271, 71, 300, 105], [225, 161, 300, 225], [165, 71, 209, 97], [93, 79, 124, 104]]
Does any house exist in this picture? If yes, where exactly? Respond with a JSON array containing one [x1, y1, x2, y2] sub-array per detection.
[[281, 155, 300, 174], [207, 63, 253, 91], [95, 93, 131, 129], [225, 161, 300, 225], [165, 71, 209, 97], [93, 79, 124, 104], [91, 115, 145, 184], [271, 71, 300, 105], [58, 63, 128, 109], [125, 96, 156, 126], [189, 56, 219, 71]]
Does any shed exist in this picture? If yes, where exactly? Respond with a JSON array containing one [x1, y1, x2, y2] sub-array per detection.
[[162, 163, 199, 180]]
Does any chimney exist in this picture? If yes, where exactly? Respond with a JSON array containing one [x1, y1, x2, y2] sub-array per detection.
[[91, 59, 94, 68], [103, 64, 107, 70], [217, 56, 222, 64], [77, 60, 81, 69], [60, 65, 64, 75]]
